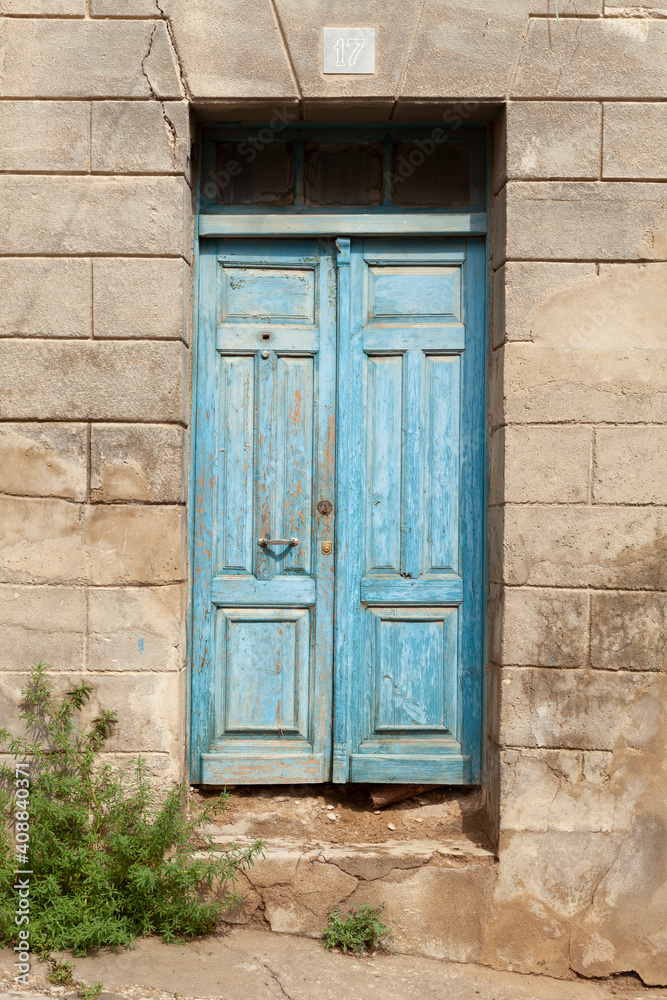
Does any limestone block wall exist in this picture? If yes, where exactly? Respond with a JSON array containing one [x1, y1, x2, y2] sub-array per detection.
[[487, 100, 667, 984], [0, 4, 192, 785], [0, 0, 665, 986]]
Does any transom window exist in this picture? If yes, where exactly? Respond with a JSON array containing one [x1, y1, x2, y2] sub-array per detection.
[[200, 125, 487, 214]]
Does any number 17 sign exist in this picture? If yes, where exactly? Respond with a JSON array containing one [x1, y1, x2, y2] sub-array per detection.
[[322, 28, 375, 74]]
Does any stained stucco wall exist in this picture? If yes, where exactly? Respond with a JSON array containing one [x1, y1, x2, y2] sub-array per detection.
[[0, 0, 665, 985]]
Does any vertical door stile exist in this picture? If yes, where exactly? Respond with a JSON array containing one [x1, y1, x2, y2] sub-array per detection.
[[190, 240, 218, 782], [312, 244, 337, 775], [459, 238, 487, 783], [401, 349, 422, 582], [333, 237, 351, 783]]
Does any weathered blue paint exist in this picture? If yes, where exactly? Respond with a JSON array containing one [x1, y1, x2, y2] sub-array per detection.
[[191, 235, 485, 786], [191, 239, 336, 784], [199, 213, 488, 238], [334, 238, 486, 785]]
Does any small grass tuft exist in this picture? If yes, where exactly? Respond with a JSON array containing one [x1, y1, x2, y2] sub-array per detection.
[[322, 903, 389, 957], [47, 958, 76, 985], [80, 982, 103, 1000]]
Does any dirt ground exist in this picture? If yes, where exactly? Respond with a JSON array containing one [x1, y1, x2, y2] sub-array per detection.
[[196, 783, 491, 848]]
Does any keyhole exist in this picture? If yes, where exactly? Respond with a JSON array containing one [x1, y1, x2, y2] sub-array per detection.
[[262, 332, 271, 341]]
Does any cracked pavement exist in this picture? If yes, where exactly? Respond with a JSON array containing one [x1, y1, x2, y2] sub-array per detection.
[[2, 929, 661, 1000]]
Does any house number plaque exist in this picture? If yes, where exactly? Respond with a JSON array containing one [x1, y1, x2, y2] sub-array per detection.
[[322, 28, 375, 74]]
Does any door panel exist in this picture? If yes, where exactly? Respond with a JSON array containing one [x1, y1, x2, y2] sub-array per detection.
[[191, 239, 336, 784], [334, 237, 485, 784]]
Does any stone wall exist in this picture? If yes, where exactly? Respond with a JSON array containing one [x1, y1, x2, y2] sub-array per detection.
[[0, 4, 192, 785], [0, 0, 665, 986]]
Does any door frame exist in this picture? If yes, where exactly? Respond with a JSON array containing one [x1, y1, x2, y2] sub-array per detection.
[[188, 124, 491, 785]]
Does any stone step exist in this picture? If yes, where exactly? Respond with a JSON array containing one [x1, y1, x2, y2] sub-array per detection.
[[214, 835, 497, 964]]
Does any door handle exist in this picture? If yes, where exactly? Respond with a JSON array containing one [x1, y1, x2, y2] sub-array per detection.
[[258, 537, 300, 547]]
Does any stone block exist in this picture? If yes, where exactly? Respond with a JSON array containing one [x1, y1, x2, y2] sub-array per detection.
[[82, 671, 183, 753], [514, 18, 667, 99], [0, 19, 182, 98], [402, 0, 529, 100], [99, 751, 182, 787], [87, 585, 183, 672], [499, 749, 619, 833], [570, 813, 667, 986], [0, 584, 85, 673], [91, 101, 190, 174], [86, 505, 184, 585], [505, 102, 600, 180], [498, 182, 667, 265], [93, 258, 190, 341], [498, 667, 659, 750], [159, 0, 297, 100], [606, 0, 667, 8], [0, 258, 91, 338], [0, 101, 89, 172], [498, 424, 591, 504], [0, 498, 184, 585], [594, 426, 667, 504], [485, 829, 621, 977], [590, 591, 667, 672], [492, 262, 597, 348], [603, 103, 667, 180], [498, 263, 667, 422], [91, 0, 161, 12], [0, 176, 189, 257], [497, 587, 589, 668], [270, 0, 423, 99], [0, 0, 83, 9], [0, 341, 188, 422], [2, 668, 181, 766], [501, 342, 667, 424], [0, 497, 86, 585], [0, 423, 87, 500], [347, 864, 493, 964], [499, 505, 667, 589], [245, 852, 358, 936], [90, 424, 184, 503]]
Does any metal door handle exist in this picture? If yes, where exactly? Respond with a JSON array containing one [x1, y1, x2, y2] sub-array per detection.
[[258, 537, 300, 547]]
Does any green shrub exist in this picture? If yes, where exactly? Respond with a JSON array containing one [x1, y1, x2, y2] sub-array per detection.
[[0, 664, 263, 956], [323, 903, 389, 956]]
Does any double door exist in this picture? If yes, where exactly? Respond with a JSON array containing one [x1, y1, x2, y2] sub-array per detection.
[[191, 236, 485, 785]]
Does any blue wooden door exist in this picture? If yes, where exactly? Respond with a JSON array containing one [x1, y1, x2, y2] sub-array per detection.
[[191, 236, 485, 785], [333, 238, 485, 784], [191, 239, 336, 784]]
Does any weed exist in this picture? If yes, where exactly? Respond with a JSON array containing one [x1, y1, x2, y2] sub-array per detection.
[[47, 958, 75, 985], [322, 903, 389, 957], [80, 982, 103, 1000], [0, 664, 264, 956]]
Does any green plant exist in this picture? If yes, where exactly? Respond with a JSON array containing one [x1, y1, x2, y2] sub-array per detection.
[[0, 664, 263, 956], [80, 982, 103, 1000], [47, 958, 75, 985], [322, 903, 389, 957]]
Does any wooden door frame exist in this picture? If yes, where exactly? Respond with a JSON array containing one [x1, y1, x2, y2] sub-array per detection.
[[188, 125, 491, 785]]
